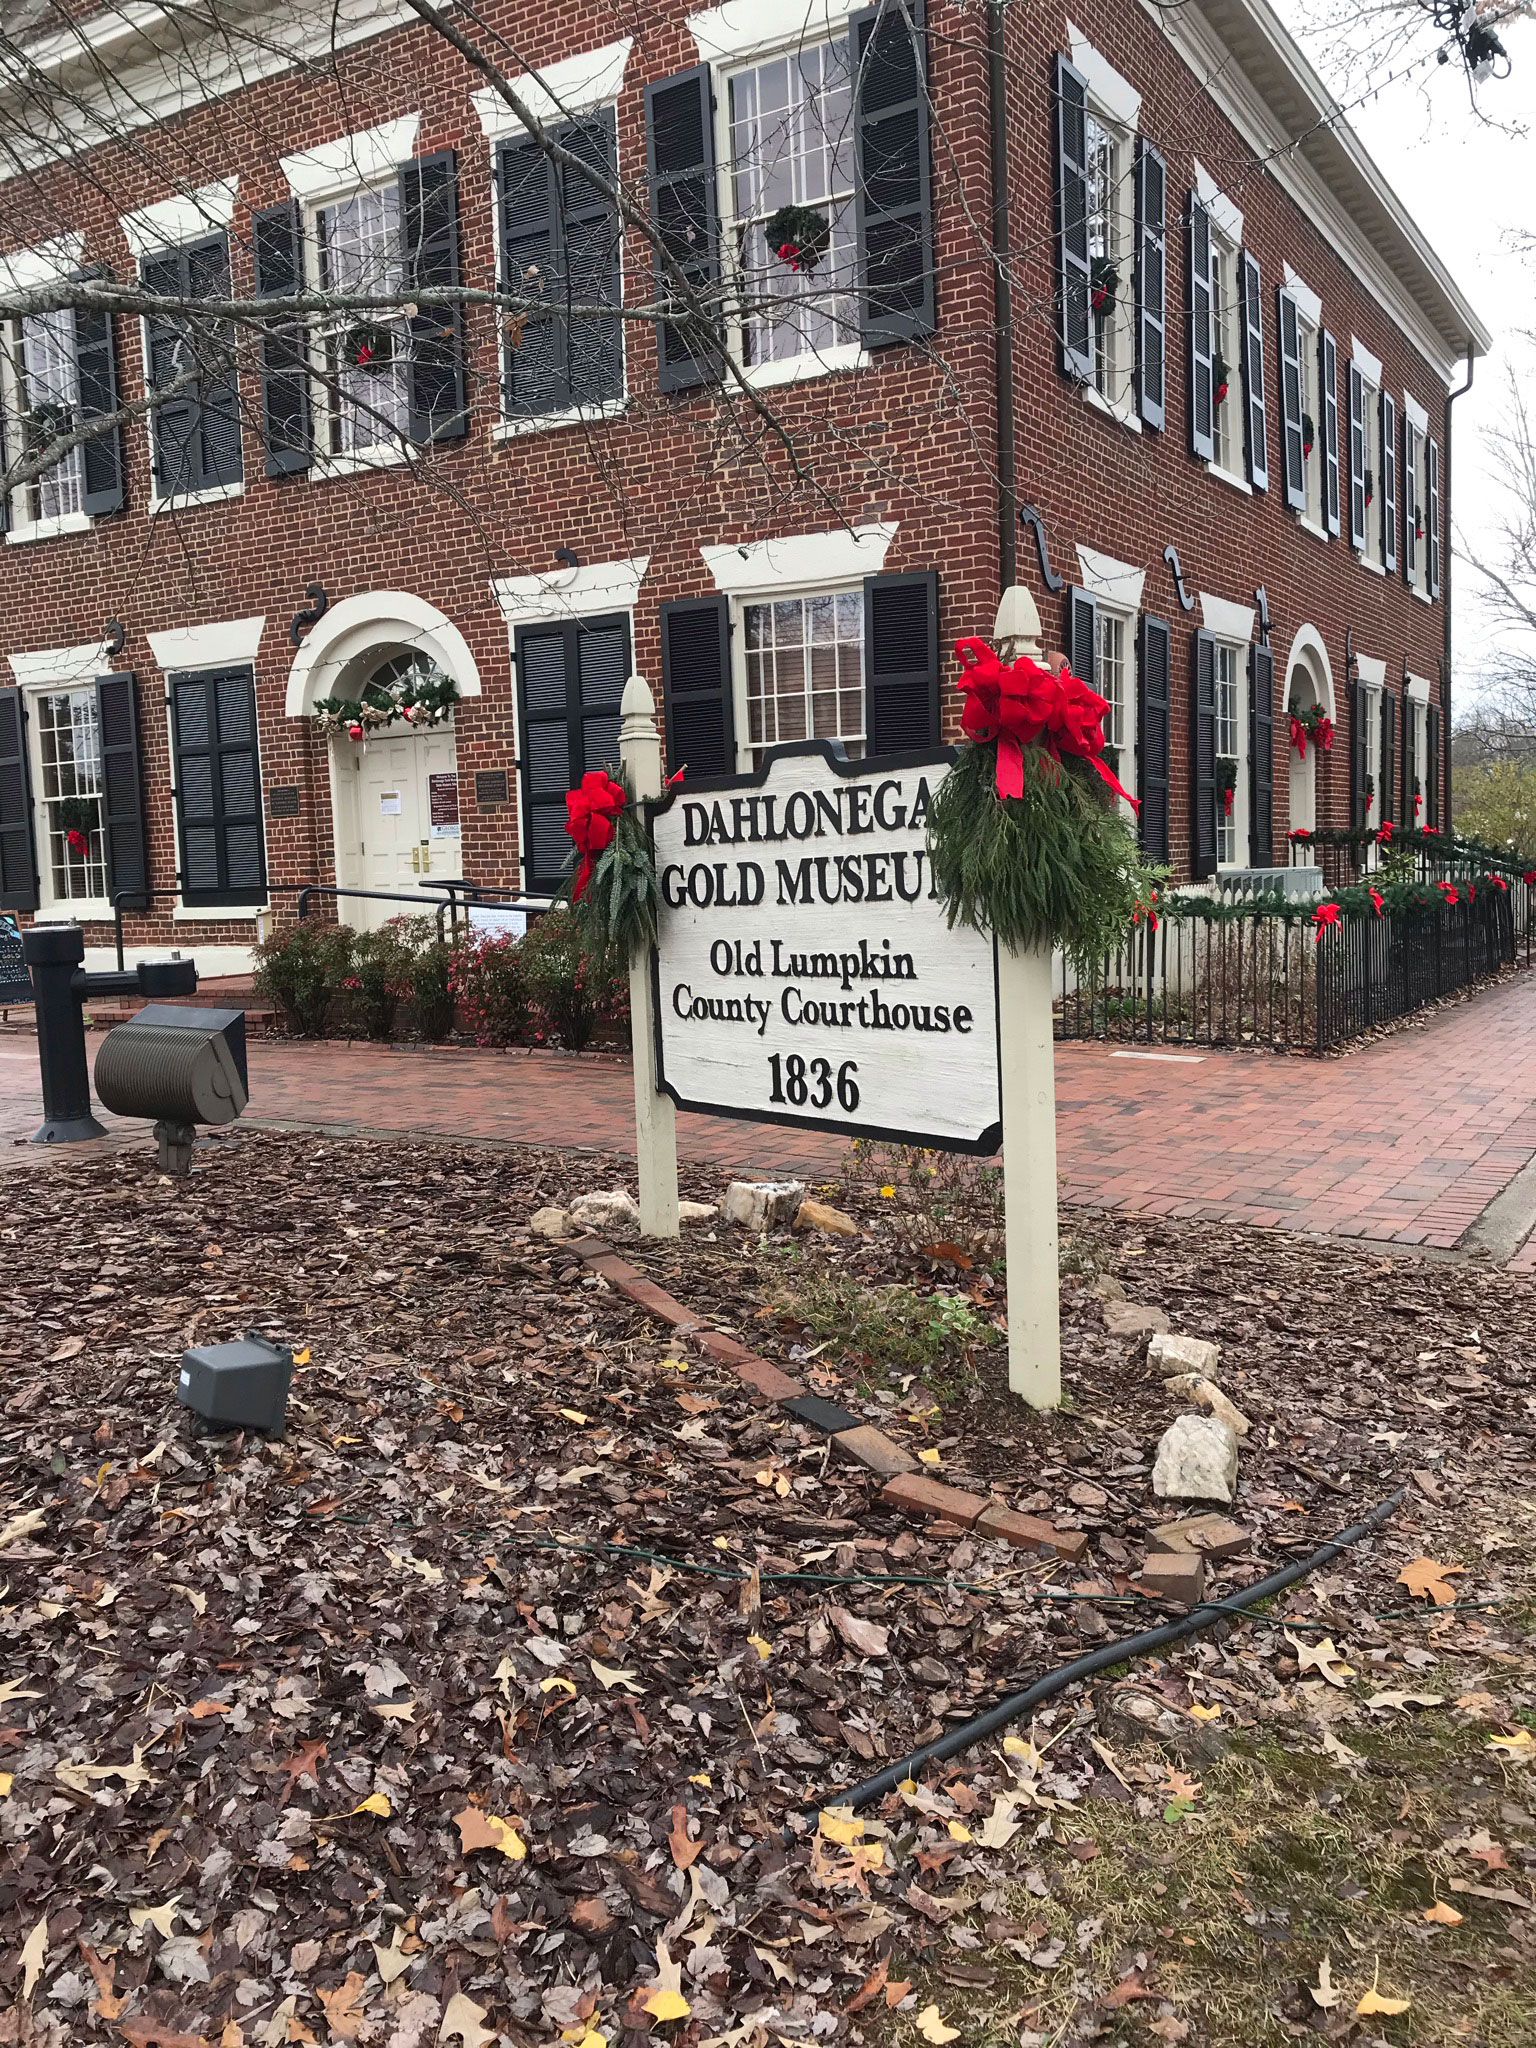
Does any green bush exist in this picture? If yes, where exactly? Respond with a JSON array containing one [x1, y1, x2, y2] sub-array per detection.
[[1453, 758, 1536, 863], [448, 932, 530, 1047], [770, 1263, 995, 1398], [408, 937, 456, 1041], [520, 910, 627, 1051], [347, 920, 419, 1042], [253, 921, 355, 1038]]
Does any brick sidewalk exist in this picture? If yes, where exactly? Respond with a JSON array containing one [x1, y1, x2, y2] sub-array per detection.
[[4, 972, 1536, 1257]]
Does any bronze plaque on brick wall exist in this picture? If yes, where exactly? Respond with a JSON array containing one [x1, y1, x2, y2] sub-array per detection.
[[267, 785, 301, 818], [474, 770, 509, 807]]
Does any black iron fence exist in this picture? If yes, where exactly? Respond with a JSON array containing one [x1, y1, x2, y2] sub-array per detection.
[[1057, 871, 1532, 1054]]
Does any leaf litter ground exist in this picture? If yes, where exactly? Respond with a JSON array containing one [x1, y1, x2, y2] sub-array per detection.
[[1, 1127, 1534, 2047]]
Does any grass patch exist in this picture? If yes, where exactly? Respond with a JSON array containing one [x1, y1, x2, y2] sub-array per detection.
[[767, 1258, 999, 1398]]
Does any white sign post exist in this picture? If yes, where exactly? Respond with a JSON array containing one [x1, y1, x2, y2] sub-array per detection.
[[618, 674, 680, 1238]]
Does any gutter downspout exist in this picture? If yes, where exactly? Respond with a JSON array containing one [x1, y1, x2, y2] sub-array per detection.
[[1444, 345, 1475, 817], [988, 0, 1017, 592]]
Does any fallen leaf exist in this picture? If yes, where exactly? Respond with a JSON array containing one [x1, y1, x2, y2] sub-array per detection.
[[559, 1408, 589, 1424], [0, 1772, 11, 1796], [439, 1990, 496, 2047], [1286, 1631, 1353, 1686], [917, 1448, 942, 1466], [291, 1347, 311, 1366], [372, 1929, 413, 1984], [1396, 1556, 1466, 1606], [915, 2004, 961, 2043], [19, 1915, 46, 2000], [1309, 1957, 1340, 2010], [1366, 1690, 1445, 1714], [0, 1507, 47, 1550], [819, 1806, 865, 1846], [1356, 1987, 1410, 2016], [49, 1334, 85, 1361], [746, 1633, 772, 1661], [188, 1698, 230, 1720], [1102, 1972, 1156, 2008], [0, 1677, 41, 1704], [1423, 1900, 1464, 1925], [1452, 1830, 1508, 1870], [454, 1806, 526, 1860], [1188, 1701, 1222, 1721], [351, 1791, 391, 1818], [589, 1659, 642, 1694], [973, 1794, 1023, 1849], [640, 1988, 690, 2021], [128, 1896, 182, 1938], [315, 1972, 367, 2041], [540, 1676, 578, 1697], [1489, 1728, 1535, 1759], [668, 1803, 703, 1870], [828, 1606, 889, 1658]]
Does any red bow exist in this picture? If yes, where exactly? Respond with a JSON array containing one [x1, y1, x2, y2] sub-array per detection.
[[1368, 887, 1385, 917], [66, 826, 91, 856], [1491, 874, 1509, 892], [1437, 881, 1459, 906], [952, 638, 1138, 810], [1378, 820, 1394, 844], [565, 770, 627, 900], [1312, 901, 1341, 942], [1523, 870, 1536, 887]]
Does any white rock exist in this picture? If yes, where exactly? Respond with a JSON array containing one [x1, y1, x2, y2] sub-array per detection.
[[678, 1201, 717, 1225], [722, 1179, 806, 1232], [1151, 1414, 1239, 1504], [569, 1189, 641, 1231], [1163, 1372, 1251, 1437], [1147, 1331, 1220, 1377], [530, 1205, 574, 1239]]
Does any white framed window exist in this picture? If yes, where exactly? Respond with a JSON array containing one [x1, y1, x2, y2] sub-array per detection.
[[1093, 606, 1137, 806], [1297, 314, 1324, 531], [720, 37, 859, 376], [306, 183, 411, 459], [1213, 641, 1246, 868], [737, 588, 864, 763], [1209, 229, 1245, 480], [1084, 107, 1134, 414], [30, 685, 108, 911], [2, 311, 86, 528], [1357, 369, 1384, 569], [1405, 417, 1430, 596]]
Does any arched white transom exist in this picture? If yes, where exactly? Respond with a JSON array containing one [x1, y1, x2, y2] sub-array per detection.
[[1283, 622, 1335, 721], [285, 592, 482, 718]]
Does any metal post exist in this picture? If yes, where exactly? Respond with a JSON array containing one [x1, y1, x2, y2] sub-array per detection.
[[21, 925, 105, 1141], [618, 673, 679, 1238]]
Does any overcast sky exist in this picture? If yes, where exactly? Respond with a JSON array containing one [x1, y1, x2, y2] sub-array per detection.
[[1279, 4, 1535, 711]]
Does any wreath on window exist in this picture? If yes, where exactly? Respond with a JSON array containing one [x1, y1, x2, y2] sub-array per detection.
[[1364, 466, 1375, 507], [53, 793, 99, 856], [1289, 705, 1334, 759], [1217, 755, 1238, 819], [24, 400, 75, 452], [1413, 503, 1424, 541], [1412, 774, 1424, 821], [314, 662, 459, 740], [1363, 770, 1376, 816], [1212, 352, 1230, 407], [1090, 256, 1119, 316], [344, 322, 394, 372], [1302, 410, 1316, 459], [764, 204, 830, 274]]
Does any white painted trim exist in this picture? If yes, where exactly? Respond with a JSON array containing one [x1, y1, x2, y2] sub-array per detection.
[[1193, 161, 1243, 246], [306, 442, 413, 481], [148, 479, 245, 516], [1351, 336, 1383, 389], [1067, 23, 1142, 127], [147, 616, 266, 673], [10, 639, 108, 688], [119, 179, 237, 259], [1208, 462, 1253, 497], [281, 116, 420, 202], [701, 522, 895, 599], [1075, 546, 1145, 611], [492, 401, 631, 441], [5, 510, 91, 546], [1199, 593, 1256, 644], [490, 554, 650, 631], [1083, 383, 1142, 433], [0, 233, 84, 292], [1354, 653, 1386, 688], [471, 38, 632, 137], [688, 0, 860, 63], [1282, 264, 1322, 331], [1359, 555, 1385, 578], [1403, 391, 1430, 435], [740, 341, 869, 390], [1406, 672, 1433, 704], [1283, 621, 1336, 722], [286, 591, 484, 717]]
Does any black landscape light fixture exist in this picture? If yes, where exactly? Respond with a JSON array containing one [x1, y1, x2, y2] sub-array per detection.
[[94, 1003, 248, 1174], [177, 1333, 294, 1438]]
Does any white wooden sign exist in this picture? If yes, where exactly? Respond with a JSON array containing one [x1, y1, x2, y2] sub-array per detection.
[[651, 744, 1001, 1150]]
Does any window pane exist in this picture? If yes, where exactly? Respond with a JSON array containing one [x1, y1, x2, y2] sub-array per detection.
[[317, 186, 411, 453], [744, 593, 864, 762], [36, 687, 105, 901], [18, 311, 84, 521]]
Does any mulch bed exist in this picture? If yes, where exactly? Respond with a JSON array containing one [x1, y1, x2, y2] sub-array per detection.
[[2, 1127, 1534, 2046]]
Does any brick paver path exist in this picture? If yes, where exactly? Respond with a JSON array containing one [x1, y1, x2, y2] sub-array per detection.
[[4, 972, 1536, 1258]]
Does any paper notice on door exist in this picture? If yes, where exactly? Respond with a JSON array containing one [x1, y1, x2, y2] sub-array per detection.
[[379, 791, 403, 816], [428, 771, 461, 839]]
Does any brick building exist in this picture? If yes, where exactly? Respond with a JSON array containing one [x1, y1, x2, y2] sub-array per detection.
[[0, 0, 1488, 969]]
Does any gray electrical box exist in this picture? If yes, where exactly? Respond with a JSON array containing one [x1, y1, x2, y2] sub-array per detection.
[[95, 1004, 249, 1173], [177, 1335, 294, 1437]]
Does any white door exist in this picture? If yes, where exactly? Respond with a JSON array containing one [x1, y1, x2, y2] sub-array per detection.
[[344, 724, 462, 930]]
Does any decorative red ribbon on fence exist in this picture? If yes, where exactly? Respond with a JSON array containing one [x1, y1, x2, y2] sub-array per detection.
[[565, 770, 628, 901], [952, 638, 1138, 810]]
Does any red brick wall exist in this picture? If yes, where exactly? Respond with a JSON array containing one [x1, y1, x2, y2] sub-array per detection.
[[0, 0, 1455, 953]]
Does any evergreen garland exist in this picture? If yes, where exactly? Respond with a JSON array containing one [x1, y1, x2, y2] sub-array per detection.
[[927, 739, 1159, 964], [559, 768, 660, 968]]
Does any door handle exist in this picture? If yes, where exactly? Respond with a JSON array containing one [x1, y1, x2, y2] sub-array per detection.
[[420, 840, 431, 873], [410, 845, 420, 873]]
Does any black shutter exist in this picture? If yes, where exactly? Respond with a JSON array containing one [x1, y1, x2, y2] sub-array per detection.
[[400, 149, 468, 443], [0, 686, 38, 912], [1350, 678, 1369, 828], [143, 245, 200, 499], [1379, 687, 1396, 827], [1403, 413, 1418, 585], [1241, 251, 1267, 490], [1381, 390, 1397, 572], [1137, 614, 1171, 863], [1426, 702, 1441, 828], [1427, 435, 1441, 597], [143, 235, 242, 497], [186, 234, 243, 488], [73, 294, 124, 516], [498, 136, 562, 416], [499, 116, 622, 416], [1191, 629, 1217, 879], [1188, 199, 1213, 461], [1277, 289, 1305, 509], [171, 668, 267, 907], [95, 672, 148, 911], [864, 569, 939, 754], [660, 595, 734, 777], [1321, 327, 1341, 536], [252, 201, 311, 475], [1134, 140, 1166, 430], [851, 0, 934, 346], [515, 615, 630, 893], [1066, 586, 1097, 686], [645, 66, 720, 393], [560, 114, 624, 404], [1053, 55, 1092, 384], [1347, 362, 1366, 549], [1248, 641, 1274, 867]]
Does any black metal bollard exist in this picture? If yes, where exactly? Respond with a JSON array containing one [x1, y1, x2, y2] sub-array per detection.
[[20, 924, 197, 1143]]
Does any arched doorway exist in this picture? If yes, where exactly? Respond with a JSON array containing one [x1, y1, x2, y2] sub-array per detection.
[[1283, 626, 1335, 842], [286, 594, 482, 929]]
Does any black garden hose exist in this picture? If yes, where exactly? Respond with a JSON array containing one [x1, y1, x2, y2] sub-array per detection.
[[811, 1485, 1407, 1816]]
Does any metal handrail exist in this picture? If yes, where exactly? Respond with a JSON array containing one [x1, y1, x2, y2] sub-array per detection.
[[295, 886, 455, 942], [113, 881, 324, 971]]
